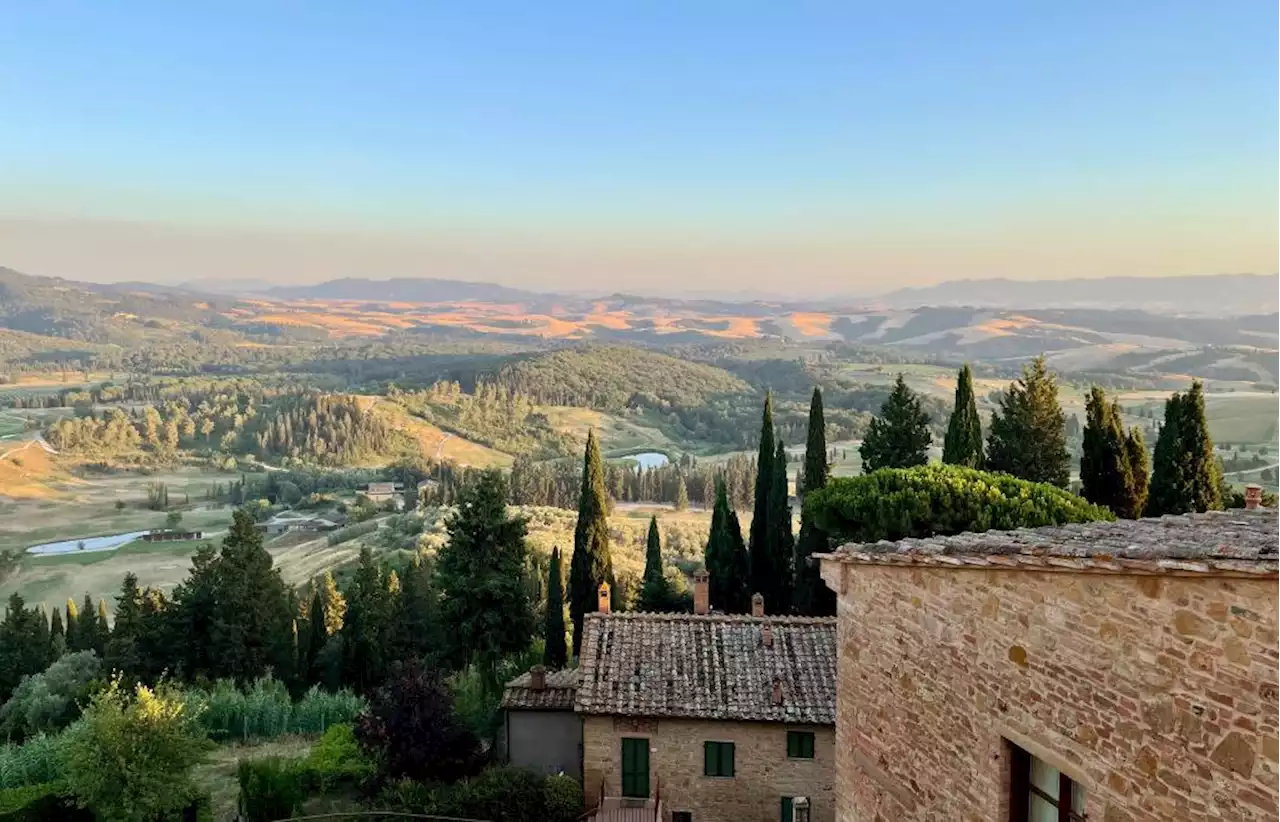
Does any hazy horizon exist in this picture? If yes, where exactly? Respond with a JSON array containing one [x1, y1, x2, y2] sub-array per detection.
[[2, 2, 1275, 296]]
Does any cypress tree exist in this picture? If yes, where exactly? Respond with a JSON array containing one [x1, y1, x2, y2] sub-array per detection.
[[94, 600, 110, 654], [748, 394, 776, 603], [49, 606, 65, 658], [674, 476, 689, 511], [860, 375, 932, 472], [543, 546, 568, 668], [305, 589, 327, 685], [105, 573, 144, 675], [764, 440, 794, 614], [942, 364, 984, 468], [986, 356, 1071, 488], [341, 546, 391, 692], [1124, 427, 1150, 519], [393, 554, 440, 666], [1080, 387, 1134, 516], [704, 478, 749, 613], [638, 516, 674, 612], [569, 430, 614, 656], [801, 387, 828, 495], [1148, 381, 1221, 515], [64, 598, 80, 652]]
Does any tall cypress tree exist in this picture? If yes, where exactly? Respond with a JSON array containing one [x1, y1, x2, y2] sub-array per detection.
[[764, 440, 794, 614], [94, 600, 111, 655], [1080, 387, 1134, 516], [1148, 381, 1221, 515], [49, 606, 65, 659], [341, 546, 392, 692], [986, 356, 1071, 488], [748, 394, 776, 602], [64, 598, 80, 652], [801, 387, 829, 495], [860, 375, 932, 472], [392, 553, 440, 666], [543, 546, 567, 668], [569, 430, 614, 656], [105, 573, 144, 676], [637, 517, 674, 612], [942, 364, 984, 468], [704, 478, 750, 613], [305, 589, 327, 686], [1125, 426, 1150, 519]]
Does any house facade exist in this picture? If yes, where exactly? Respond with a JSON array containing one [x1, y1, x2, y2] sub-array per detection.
[[576, 587, 837, 822], [819, 508, 1279, 822]]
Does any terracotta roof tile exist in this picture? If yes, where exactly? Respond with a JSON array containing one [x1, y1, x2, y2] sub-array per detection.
[[501, 668, 580, 711], [575, 612, 837, 724]]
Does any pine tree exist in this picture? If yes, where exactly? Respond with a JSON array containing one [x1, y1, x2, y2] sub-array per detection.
[[105, 573, 144, 676], [801, 387, 828, 495], [1125, 427, 1150, 519], [637, 517, 674, 612], [1080, 387, 1134, 516], [392, 553, 441, 666], [986, 356, 1071, 488], [569, 430, 614, 656], [673, 476, 689, 511], [543, 546, 568, 668], [748, 394, 776, 604], [341, 546, 392, 693], [705, 479, 750, 613], [860, 375, 932, 472], [942, 364, 984, 468], [436, 470, 535, 682], [764, 440, 794, 614]]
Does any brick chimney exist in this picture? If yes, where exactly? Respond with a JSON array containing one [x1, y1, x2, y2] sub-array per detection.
[[772, 678, 783, 706], [751, 593, 765, 617], [693, 568, 710, 615], [597, 581, 611, 614], [762, 623, 773, 648], [529, 665, 547, 691], [1245, 484, 1263, 510]]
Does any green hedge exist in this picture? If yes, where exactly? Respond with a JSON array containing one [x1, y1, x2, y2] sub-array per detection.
[[376, 767, 583, 822], [0, 734, 72, 791], [805, 464, 1114, 544], [0, 783, 93, 822], [237, 724, 374, 822], [192, 679, 365, 741]]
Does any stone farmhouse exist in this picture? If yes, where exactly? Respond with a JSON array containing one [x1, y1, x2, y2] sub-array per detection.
[[818, 506, 1279, 822]]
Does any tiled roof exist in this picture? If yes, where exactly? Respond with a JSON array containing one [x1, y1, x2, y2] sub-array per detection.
[[824, 509, 1278, 572], [501, 668, 580, 711], [575, 612, 837, 724]]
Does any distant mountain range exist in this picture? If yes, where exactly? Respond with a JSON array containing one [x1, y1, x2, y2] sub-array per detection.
[[872, 273, 1277, 315]]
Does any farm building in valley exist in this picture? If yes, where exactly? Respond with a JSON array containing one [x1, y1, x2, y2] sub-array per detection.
[[819, 505, 1279, 822]]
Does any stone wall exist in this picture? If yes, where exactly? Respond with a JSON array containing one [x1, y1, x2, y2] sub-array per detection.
[[820, 561, 1279, 821], [582, 715, 835, 822]]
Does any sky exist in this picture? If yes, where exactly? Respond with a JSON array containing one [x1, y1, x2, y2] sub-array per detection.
[[0, 1, 1275, 296]]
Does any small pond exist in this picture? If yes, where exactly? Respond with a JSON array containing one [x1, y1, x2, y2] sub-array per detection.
[[629, 452, 670, 470], [27, 531, 149, 555]]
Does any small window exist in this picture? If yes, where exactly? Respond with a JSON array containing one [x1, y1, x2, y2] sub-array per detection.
[[1009, 743, 1086, 822], [672, 813, 693, 822], [703, 741, 735, 777], [786, 730, 815, 759], [781, 797, 811, 822]]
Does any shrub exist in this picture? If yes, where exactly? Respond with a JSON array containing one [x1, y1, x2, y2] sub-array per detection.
[[543, 773, 584, 822], [376, 767, 581, 822], [302, 724, 374, 791], [0, 733, 72, 791], [804, 464, 1114, 543], [0, 653, 103, 742], [327, 520, 378, 546], [0, 782, 93, 822], [188, 678, 364, 741], [290, 686, 366, 737], [236, 758, 306, 822]]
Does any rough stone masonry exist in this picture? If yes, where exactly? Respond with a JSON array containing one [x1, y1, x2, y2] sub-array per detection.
[[819, 509, 1279, 822]]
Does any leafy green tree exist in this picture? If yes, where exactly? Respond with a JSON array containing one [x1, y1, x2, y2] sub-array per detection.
[[673, 476, 689, 511], [801, 387, 829, 495], [705, 478, 750, 613], [986, 356, 1070, 488], [1080, 387, 1135, 517], [0, 650, 102, 741], [543, 547, 568, 668], [637, 517, 675, 612], [748, 393, 776, 605], [341, 546, 393, 692], [211, 510, 294, 682], [860, 374, 932, 471], [568, 430, 614, 656], [63, 678, 211, 822], [1148, 381, 1222, 515], [164, 510, 183, 531], [805, 464, 1113, 543], [942, 364, 984, 468], [437, 470, 535, 680], [1125, 427, 1150, 519]]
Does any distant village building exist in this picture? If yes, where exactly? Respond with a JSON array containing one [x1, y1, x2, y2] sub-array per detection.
[[363, 481, 403, 507], [819, 507, 1279, 822], [256, 512, 346, 536], [140, 530, 203, 542]]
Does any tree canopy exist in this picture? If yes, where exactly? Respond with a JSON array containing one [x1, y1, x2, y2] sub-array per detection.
[[860, 374, 932, 472], [568, 430, 613, 656], [942, 364, 984, 469], [985, 356, 1070, 488], [1148, 381, 1221, 515]]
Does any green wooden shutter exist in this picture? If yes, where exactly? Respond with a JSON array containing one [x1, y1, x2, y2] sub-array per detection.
[[723, 741, 735, 776], [704, 741, 716, 776], [781, 797, 794, 822], [621, 738, 649, 798]]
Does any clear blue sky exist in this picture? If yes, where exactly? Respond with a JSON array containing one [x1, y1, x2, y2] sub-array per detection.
[[1, 1, 1275, 293]]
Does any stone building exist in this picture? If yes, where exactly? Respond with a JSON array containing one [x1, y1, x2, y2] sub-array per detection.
[[818, 508, 1279, 822], [501, 666, 583, 780], [576, 584, 837, 822]]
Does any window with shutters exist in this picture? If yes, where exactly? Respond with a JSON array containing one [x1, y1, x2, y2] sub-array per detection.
[[620, 737, 649, 798], [786, 730, 815, 759], [671, 813, 693, 822], [703, 740, 735, 777], [1009, 743, 1086, 822]]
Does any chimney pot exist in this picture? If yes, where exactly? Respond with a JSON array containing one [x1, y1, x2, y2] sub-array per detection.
[[529, 665, 547, 691], [1245, 484, 1263, 510], [751, 593, 765, 617], [597, 582, 611, 614], [693, 568, 710, 615], [762, 623, 773, 648], [772, 679, 783, 706]]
